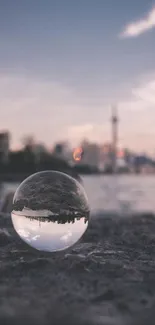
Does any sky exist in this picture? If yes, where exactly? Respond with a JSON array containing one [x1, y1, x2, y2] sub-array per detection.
[[0, 0, 155, 154]]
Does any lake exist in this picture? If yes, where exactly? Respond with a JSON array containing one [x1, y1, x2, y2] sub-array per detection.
[[2, 174, 155, 215], [83, 174, 155, 215]]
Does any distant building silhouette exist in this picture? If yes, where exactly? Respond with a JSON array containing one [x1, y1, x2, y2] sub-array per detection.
[[100, 143, 113, 172], [77, 140, 100, 169], [52, 142, 71, 162], [0, 131, 10, 164], [33, 143, 47, 164], [25, 213, 89, 225]]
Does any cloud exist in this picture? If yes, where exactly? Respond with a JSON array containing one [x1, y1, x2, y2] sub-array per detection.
[[32, 235, 40, 241], [60, 230, 72, 242], [0, 73, 91, 148], [117, 75, 155, 154], [119, 75, 155, 110], [120, 7, 155, 38], [67, 122, 110, 144], [67, 124, 94, 137], [132, 80, 155, 104], [0, 73, 112, 149], [18, 229, 31, 242]]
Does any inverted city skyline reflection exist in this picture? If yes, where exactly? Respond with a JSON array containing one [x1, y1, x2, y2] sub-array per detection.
[[11, 211, 88, 252]]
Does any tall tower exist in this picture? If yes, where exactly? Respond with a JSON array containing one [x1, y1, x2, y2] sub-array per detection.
[[111, 106, 118, 173]]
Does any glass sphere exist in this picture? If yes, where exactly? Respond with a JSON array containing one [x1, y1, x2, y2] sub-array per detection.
[[11, 170, 90, 252]]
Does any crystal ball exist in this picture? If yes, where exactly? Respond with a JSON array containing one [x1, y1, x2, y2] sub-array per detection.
[[11, 170, 90, 252]]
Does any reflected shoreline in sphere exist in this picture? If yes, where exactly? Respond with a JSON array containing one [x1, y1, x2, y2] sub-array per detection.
[[11, 212, 88, 252], [12, 208, 89, 224], [11, 171, 90, 252]]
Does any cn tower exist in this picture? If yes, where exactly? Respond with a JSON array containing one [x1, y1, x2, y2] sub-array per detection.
[[111, 106, 118, 173]]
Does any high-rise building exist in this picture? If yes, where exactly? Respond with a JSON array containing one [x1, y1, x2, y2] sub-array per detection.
[[0, 131, 10, 164], [78, 140, 100, 169], [99, 143, 116, 172]]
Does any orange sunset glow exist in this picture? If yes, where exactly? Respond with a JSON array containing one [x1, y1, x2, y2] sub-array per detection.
[[73, 147, 83, 162]]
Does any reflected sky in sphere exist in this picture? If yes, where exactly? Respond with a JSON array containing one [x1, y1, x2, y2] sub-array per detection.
[[11, 170, 90, 252]]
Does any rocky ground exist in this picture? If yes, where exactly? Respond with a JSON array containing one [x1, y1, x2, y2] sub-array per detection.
[[1, 209, 155, 325]]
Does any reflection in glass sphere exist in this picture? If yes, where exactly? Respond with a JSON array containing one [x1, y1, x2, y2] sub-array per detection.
[[11, 171, 90, 252]]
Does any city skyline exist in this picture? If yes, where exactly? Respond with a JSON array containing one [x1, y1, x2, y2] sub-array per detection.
[[0, 1, 155, 154]]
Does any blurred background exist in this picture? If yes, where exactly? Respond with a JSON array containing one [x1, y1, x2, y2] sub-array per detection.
[[1, 0, 155, 213], [1, 0, 155, 177]]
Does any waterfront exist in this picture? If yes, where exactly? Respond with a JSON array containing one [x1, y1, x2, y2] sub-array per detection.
[[83, 174, 155, 214], [2, 174, 155, 215]]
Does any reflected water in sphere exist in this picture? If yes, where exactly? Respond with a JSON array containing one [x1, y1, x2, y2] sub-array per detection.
[[11, 171, 90, 252]]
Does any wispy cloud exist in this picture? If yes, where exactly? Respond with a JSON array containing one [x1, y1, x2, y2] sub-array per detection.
[[0, 73, 90, 148], [132, 80, 155, 104], [118, 75, 155, 154], [67, 123, 110, 144], [119, 75, 155, 112], [120, 7, 155, 38], [67, 124, 94, 138]]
